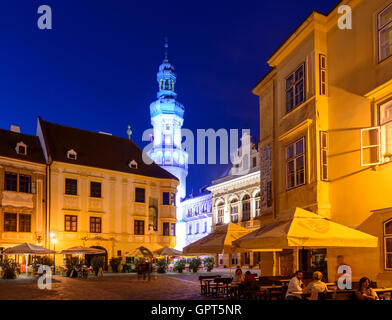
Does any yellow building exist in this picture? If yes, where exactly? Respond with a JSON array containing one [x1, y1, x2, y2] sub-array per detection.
[[0, 126, 46, 255], [36, 118, 178, 268], [253, 0, 392, 285]]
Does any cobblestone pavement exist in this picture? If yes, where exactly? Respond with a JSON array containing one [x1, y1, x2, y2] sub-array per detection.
[[0, 272, 227, 300]]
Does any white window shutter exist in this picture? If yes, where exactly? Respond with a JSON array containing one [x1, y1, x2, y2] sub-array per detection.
[[360, 127, 381, 166]]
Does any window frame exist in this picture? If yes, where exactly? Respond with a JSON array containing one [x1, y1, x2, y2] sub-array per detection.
[[230, 200, 239, 223], [217, 205, 224, 225], [19, 214, 31, 232], [163, 222, 170, 236], [135, 187, 146, 203], [65, 178, 78, 196], [4, 172, 17, 192], [285, 63, 306, 113], [360, 127, 381, 166], [378, 2, 392, 63], [241, 195, 251, 222], [171, 223, 176, 236], [134, 219, 145, 235], [90, 182, 102, 198], [64, 215, 78, 232], [320, 131, 329, 181], [384, 219, 392, 270], [319, 54, 327, 96], [4, 213, 17, 232], [286, 137, 306, 190], [89, 216, 102, 233]]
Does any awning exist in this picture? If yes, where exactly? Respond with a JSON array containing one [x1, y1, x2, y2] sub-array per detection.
[[126, 246, 154, 258], [233, 207, 378, 249], [154, 246, 183, 257], [60, 246, 105, 255], [183, 222, 251, 255], [2, 243, 55, 255]]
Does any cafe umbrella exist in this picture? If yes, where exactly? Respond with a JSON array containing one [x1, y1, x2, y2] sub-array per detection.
[[2, 243, 56, 277]]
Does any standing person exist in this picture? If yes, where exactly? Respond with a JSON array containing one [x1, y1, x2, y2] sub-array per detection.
[[285, 270, 304, 300], [303, 271, 329, 300], [355, 277, 379, 300]]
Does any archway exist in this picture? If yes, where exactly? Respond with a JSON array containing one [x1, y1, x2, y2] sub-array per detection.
[[85, 246, 108, 270]]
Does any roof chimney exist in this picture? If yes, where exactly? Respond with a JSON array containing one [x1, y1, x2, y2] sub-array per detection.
[[10, 125, 20, 133]]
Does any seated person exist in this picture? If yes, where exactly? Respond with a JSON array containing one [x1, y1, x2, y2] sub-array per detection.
[[286, 270, 304, 300], [355, 277, 379, 300], [303, 271, 329, 300], [233, 267, 244, 284]]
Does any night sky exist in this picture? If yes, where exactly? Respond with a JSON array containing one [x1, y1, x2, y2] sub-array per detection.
[[1, 0, 338, 195]]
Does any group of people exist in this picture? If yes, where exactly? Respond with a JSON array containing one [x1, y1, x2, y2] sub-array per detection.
[[286, 270, 379, 300], [233, 266, 257, 289]]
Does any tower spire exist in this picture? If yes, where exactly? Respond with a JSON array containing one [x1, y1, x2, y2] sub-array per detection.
[[164, 36, 168, 60]]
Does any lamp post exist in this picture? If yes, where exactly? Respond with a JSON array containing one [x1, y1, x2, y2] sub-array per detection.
[[50, 233, 56, 275]]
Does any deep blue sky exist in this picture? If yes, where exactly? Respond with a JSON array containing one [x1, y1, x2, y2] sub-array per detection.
[[1, 0, 338, 195]]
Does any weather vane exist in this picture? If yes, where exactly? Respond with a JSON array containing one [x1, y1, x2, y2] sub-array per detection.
[[127, 125, 132, 140]]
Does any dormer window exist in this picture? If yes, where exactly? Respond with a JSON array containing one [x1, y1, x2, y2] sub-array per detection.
[[67, 149, 77, 160], [129, 160, 138, 169], [16, 142, 27, 155]]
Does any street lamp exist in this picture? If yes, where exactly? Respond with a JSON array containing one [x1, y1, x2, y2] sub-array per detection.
[[50, 233, 56, 275]]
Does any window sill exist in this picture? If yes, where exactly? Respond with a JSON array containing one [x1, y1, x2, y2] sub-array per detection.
[[280, 96, 316, 122]]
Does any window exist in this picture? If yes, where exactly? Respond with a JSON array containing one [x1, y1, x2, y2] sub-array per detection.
[[4, 213, 17, 232], [286, 63, 305, 113], [320, 131, 328, 181], [163, 192, 175, 205], [4, 172, 17, 191], [135, 188, 145, 203], [188, 224, 192, 235], [90, 217, 102, 233], [134, 220, 144, 235], [65, 178, 77, 195], [204, 221, 207, 233], [195, 223, 199, 234], [242, 195, 250, 221], [384, 219, 392, 270], [171, 223, 176, 236], [230, 199, 239, 223], [378, 3, 392, 62], [19, 175, 31, 193], [217, 206, 224, 224], [19, 214, 31, 232], [252, 157, 257, 168], [286, 138, 305, 189], [360, 127, 381, 166], [255, 192, 261, 217], [16, 142, 27, 155], [64, 215, 77, 232], [90, 182, 102, 198], [163, 222, 170, 236], [129, 160, 138, 169], [319, 54, 327, 96], [66, 149, 77, 160]]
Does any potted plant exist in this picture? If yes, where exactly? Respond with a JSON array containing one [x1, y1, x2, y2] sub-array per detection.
[[109, 257, 122, 273], [156, 259, 167, 273], [91, 256, 105, 276], [203, 257, 214, 272], [0, 259, 17, 279], [384, 152, 392, 162], [174, 259, 186, 273], [189, 258, 202, 273]]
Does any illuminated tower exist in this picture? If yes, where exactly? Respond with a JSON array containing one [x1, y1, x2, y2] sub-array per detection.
[[148, 40, 188, 250]]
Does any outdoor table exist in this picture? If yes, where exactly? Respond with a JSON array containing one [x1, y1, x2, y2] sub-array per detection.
[[278, 279, 291, 285], [374, 288, 392, 300], [259, 285, 283, 300]]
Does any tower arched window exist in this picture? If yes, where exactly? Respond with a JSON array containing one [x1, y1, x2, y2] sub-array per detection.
[[384, 219, 392, 270], [230, 199, 239, 223], [242, 194, 250, 222], [216, 201, 224, 225]]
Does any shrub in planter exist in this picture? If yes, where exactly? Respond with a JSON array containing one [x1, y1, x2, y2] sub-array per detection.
[[174, 259, 186, 273], [0, 259, 17, 279], [203, 257, 214, 272], [91, 256, 105, 276], [189, 258, 202, 273], [156, 259, 167, 273], [109, 257, 122, 273]]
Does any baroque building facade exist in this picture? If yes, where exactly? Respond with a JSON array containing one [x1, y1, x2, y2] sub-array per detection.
[[208, 134, 261, 267], [253, 0, 392, 285], [0, 126, 46, 258], [181, 189, 212, 247]]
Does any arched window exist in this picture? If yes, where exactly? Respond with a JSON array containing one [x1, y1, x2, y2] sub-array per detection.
[[230, 198, 239, 223], [255, 192, 261, 217], [385, 219, 392, 270], [242, 194, 251, 221], [216, 201, 224, 225]]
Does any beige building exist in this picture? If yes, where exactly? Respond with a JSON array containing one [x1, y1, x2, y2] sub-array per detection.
[[208, 134, 261, 267], [0, 126, 46, 257], [253, 0, 392, 285]]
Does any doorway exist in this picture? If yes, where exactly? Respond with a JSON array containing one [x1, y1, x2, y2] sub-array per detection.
[[85, 246, 108, 271]]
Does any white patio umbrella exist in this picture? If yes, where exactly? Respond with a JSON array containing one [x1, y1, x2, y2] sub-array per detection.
[[60, 246, 105, 263], [2, 243, 56, 277]]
